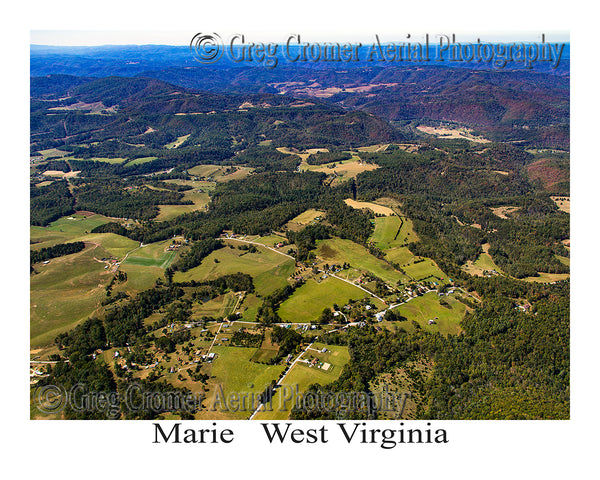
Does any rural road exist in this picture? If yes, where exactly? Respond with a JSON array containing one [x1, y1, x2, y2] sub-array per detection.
[[328, 272, 387, 304], [248, 341, 314, 420]]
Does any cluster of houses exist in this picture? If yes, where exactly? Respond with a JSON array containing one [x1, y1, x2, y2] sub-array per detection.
[[166, 243, 182, 252]]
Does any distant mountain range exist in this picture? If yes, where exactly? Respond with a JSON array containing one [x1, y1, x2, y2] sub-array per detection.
[[31, 44, 570, 149]]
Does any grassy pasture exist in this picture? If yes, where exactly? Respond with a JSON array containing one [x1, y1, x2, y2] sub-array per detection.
[[40, 213, 112, 235], [165, 134, 191, 149], [207, 346, 286, 418], [122, 240, 177, 269], [277, 277, 372, 323], [369, 215, 411, 250], [391, 292, 467, 335], [125, 156, 158, 166], [188, 164, 222, 177], [156, 182, 211, 221], [173, 243, 294, 296], [290, 209, 325, 225], [77, 233, 139, 258], [251, 330, 279, 363], [344, 198, 395, 216], [188, 164, 254, 183], [316, 238, 408, 285], [30, 214, 114, 250], [30, 244, 112, 347], [524, 273, 570, 283], [37, 148, 69, 159], [385, 247, 415, 266], [301, 157, 379, 184], [402, 258, 447, 282]]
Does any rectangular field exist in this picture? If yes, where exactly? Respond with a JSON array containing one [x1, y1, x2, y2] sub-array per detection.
[[277, 276, 372, 323]]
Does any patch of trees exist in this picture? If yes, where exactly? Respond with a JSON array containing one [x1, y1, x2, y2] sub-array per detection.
[[182, 273, 254, 298], [55, 317, 107, 358], [427, 294, 569, 419], [325, 200, 374, 245], [271, 325, 303, 361], [233, 145, 300, 172], [72, 178, 192, 221], [171, 238, 223, 272], [44, 160, 71, 172], [384, 309, 407, 322], [155, 328, 191, 353], [30, 241, 85, 265], [286, 223, 333, 261], [306, 151, 351, 165], [291, 279, 569, 420], [90, 221, 129, 236], [257, 283, 301, 325], [36, 356, 117, 419], [30, 180, 75, 226], [231, 330, 263, 348], [103, 285, 185, 346]]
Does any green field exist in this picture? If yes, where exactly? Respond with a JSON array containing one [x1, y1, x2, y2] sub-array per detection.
[[208, 346, 286, 418], [32, 214, 112, 238], [31, 214, 116, 252], [30, 244, 112, 347], [156, 181, 211, 221], [385, 246, 416, 265], [125, 156, 158, 166], [37, 148, 69, 159], [77, 233, 139, 258], [290, 209, 324, 225], [254, 343, 350, 420], [316, 237, 409, 285], [165, 134, 191, 149], [474, 251, 502, 271], [188, 164, 254, 182], [524, 272, 570, 283], [173, 242, 294, 296], [371, 214, 418, 249], [122, 240, 177, 269], [251, 330, 280, 363], [192, 292, 240, 319], [188, 164, 223, 177], [403, 258, 447, 282], [277, 276, 376, 323], [391, 292, 467, 335]]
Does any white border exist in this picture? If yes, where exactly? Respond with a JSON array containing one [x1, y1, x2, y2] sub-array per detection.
[[5, 1, 597, 478]]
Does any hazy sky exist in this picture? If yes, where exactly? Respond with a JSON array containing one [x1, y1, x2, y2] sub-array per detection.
[[31, 30, 570, 46]]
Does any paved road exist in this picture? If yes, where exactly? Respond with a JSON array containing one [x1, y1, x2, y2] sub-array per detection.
[[328, 272, 387, 304], [248, 341, 314, 420]]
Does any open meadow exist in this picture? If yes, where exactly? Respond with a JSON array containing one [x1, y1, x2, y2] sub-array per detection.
[[389, 291, 467, 335], [316, 237, 409, 285], [277, 276, 376, 323], [173, 242, 295, 297], [205, 346, 286, 419]]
